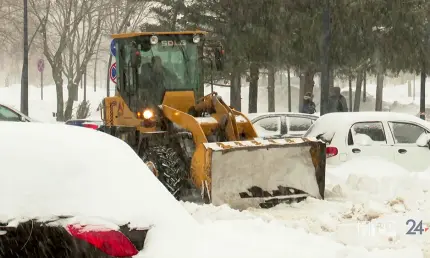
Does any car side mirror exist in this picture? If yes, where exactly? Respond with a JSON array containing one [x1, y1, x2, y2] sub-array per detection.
[[416, 133, 430, 149], [19, 115, 26, 122]]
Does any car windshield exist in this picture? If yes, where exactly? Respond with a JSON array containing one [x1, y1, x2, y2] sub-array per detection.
[[303, 119, 335, 143]]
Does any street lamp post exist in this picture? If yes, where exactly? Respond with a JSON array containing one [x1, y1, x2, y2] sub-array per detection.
[[21, 0, 29, 115]]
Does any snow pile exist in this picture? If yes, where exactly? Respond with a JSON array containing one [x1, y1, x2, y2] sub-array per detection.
[[0, 121, 195, 230], [182, 157, 430, 257]]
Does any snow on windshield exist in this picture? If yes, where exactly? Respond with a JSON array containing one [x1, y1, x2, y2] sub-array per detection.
[[0, 122, 195, 229]]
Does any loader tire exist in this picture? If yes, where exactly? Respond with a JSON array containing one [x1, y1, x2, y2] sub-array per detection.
[[141, 146, 187, 199]]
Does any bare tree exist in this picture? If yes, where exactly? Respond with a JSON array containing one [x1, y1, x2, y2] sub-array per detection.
[[28, 0, 109, 121], [62, 1, 105, 120]]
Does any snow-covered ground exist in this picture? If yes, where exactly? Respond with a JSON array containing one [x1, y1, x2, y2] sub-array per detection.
[[1, 81, 430, 257], [184, 157, 430, 257]]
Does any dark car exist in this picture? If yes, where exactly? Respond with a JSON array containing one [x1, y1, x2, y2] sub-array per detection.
[[0, 103, 34, 122], [65, 119, 103, 130]]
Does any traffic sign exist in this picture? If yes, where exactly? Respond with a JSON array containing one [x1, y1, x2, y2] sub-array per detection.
[[37, 59, 44, 73], [109, 62, 117, 84], [110, 39, 116, 57]]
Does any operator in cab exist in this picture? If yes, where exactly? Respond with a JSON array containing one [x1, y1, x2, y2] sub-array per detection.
[[139, 56, 181, 104]]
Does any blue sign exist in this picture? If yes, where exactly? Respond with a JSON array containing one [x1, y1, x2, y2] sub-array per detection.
[[109, 62, 117, 84], [110, 39, 116, 57]]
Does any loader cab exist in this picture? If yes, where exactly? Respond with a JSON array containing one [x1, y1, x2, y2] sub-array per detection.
[[113, 31, 222, 113]]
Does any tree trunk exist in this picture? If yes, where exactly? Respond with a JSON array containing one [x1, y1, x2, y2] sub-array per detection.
[[329, 69, 334, 88], [84, 70, 87, 102], [363, 72, 367, 102], [420, 70, 426, 120], [299, 74, 305, 111], [353, 71, 364, 111], [287, 68, 291, 112], [375, 73, 384, 111], [408, 80, 412, 97], [298, 70, 315, 110], [268, 66, 275, 112], [94, 39, 102, 93], [65, 82, 78, 120], [348, 76, 352, 111], [53, 68, 64, 121], [93, 60, 97, 92], [230, 63, 241, 111], [248, 62, 259, 113]]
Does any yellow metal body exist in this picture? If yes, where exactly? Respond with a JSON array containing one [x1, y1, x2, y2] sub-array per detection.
[[101, 30, 326, 209], [103, 90, 261, 188], [161, 92, 259, 190]]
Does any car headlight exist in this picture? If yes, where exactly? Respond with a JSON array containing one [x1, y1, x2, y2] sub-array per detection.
[[143, 109, 153, 119]]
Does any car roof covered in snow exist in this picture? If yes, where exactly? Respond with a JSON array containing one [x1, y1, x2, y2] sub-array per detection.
[[304, 111, 430, 139], [245, 112, 319, 121], [318, 111, 428, 125], [0, 121, 195, 229]]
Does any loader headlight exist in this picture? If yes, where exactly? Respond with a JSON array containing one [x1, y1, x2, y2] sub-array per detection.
[[193, 35, 200, 44], [150, 35, 158, 45], [143, 109, 153, 119]]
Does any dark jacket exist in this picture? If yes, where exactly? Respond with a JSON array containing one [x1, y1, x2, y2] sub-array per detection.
[[328, 87, 348, 112], [301, 100, 316, 114]]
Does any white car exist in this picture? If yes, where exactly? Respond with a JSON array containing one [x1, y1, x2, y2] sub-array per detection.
[[303, 112, 430, 172], [246, 112, 319, 138]]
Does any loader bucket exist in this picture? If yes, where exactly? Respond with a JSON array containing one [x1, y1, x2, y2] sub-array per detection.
[[204, 137, 326, 209]]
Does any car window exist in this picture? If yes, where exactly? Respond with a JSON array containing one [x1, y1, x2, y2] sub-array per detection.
[[289, 116, 314, 132], [0, 105, 21, 121], [348, 122, 387, 145], [388, 122, 428, 144], [253, 116, 281, 136]]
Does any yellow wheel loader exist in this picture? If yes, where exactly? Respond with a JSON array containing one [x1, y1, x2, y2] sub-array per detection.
[[100, 30, 326, 209]]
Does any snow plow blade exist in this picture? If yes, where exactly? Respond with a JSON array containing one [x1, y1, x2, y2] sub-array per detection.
[[204, 137, 326, 209]]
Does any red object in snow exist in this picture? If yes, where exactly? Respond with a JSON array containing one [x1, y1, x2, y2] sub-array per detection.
[[66, 224, 139, 257], [83, 123, 99, 130]]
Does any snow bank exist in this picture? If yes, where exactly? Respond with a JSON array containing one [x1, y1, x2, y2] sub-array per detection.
[[181, 157, 429, 257], [0, 121, 195, 229], [180, 202, 424, 258]]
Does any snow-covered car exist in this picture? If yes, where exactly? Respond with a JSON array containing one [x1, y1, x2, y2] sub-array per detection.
[[0, 103, 34, 122], [246, 112, 319, 138], [303, 112, 430, 171], [0, 121, 195, 257]]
